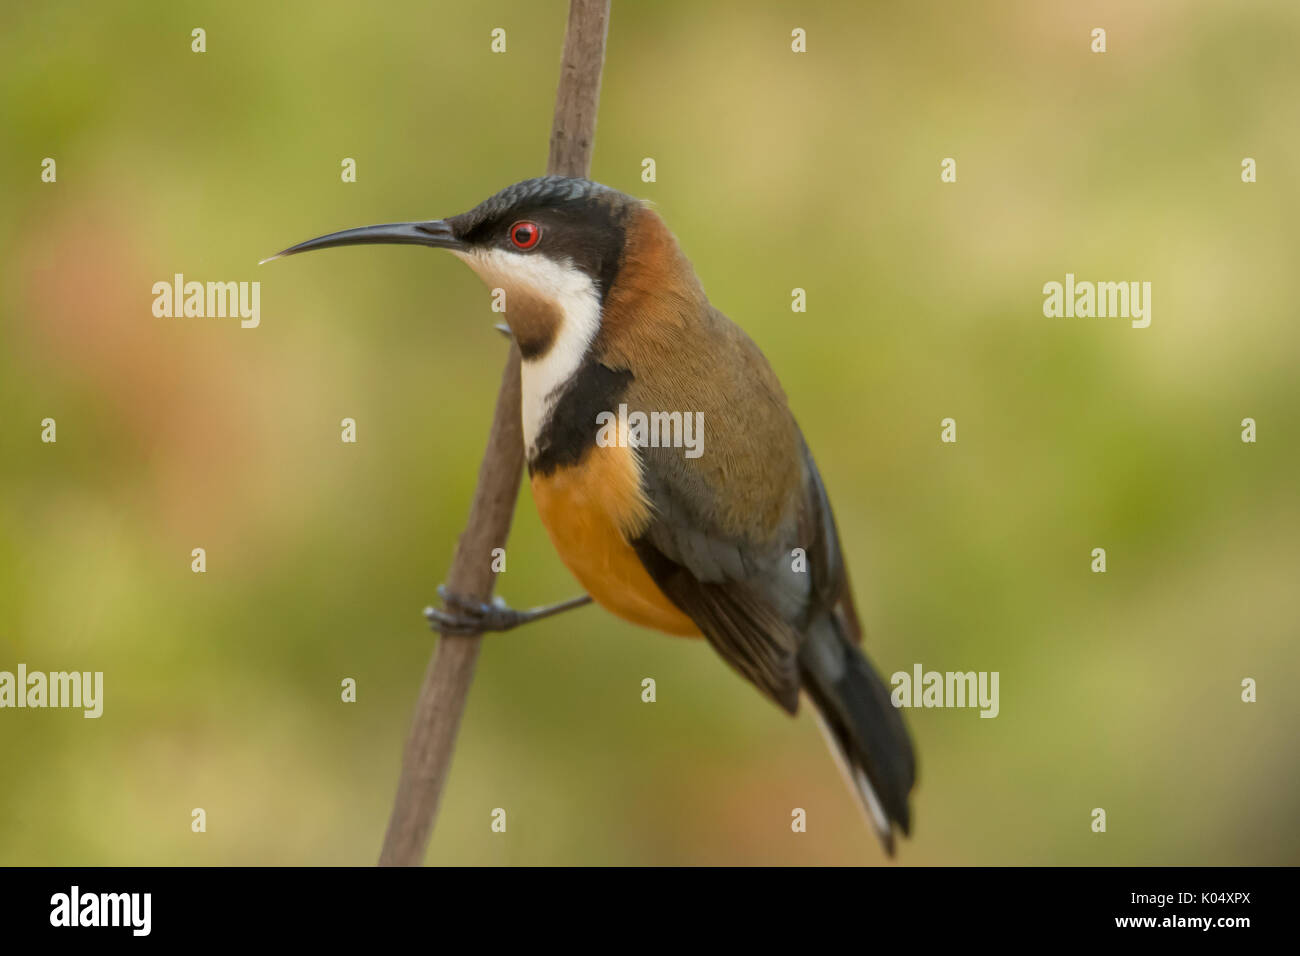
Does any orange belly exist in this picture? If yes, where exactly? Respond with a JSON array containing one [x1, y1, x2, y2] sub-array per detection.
[[530, 444, 700, 637]]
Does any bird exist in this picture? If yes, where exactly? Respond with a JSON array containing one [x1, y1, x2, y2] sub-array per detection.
[[264, 176, 917, 854]]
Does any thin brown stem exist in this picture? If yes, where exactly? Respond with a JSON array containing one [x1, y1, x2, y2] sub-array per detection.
[[378, 0, 610, 867]]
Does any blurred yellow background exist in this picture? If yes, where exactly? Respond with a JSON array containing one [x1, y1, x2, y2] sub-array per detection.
[[1, 0, 1297, 865]]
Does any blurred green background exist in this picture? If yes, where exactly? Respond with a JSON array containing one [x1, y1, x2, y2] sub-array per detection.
[[2, 0, 1297, 865]]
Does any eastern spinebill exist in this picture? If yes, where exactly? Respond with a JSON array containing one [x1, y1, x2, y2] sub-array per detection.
[[265, 177, 917, 853]]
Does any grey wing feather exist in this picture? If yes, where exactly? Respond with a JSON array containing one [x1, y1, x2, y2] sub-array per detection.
[[631, 435, 838, 714], [632, 537, 803, 712]]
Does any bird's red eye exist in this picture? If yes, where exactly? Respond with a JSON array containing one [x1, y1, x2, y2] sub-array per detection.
[[510, 221, 541, 250]]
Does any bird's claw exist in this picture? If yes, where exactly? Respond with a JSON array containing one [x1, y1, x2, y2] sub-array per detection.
[[424, 585, 524, 635]]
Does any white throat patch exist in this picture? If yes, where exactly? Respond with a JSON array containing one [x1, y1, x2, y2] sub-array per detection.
[[453, 247, 602, 456]]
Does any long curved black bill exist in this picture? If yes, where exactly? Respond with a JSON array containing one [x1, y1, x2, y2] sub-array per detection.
[[259, 219, 463, 264]]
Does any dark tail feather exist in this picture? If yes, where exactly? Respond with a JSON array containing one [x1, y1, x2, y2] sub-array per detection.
[[798, 613, 916, 855]]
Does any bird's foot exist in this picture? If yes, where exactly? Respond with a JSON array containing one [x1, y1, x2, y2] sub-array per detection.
[[424, 586, 592, 635]]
